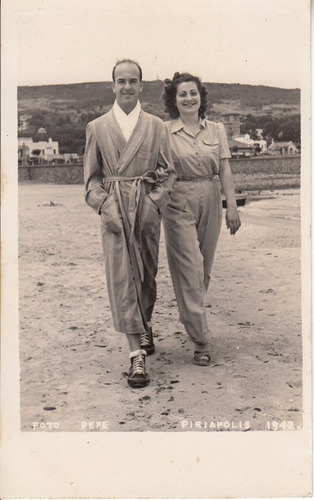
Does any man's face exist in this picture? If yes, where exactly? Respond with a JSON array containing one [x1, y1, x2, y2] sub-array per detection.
[[112, 62, 143, 114]]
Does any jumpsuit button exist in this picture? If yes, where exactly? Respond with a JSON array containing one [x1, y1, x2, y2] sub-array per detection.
[[195, 152, 199, 156]]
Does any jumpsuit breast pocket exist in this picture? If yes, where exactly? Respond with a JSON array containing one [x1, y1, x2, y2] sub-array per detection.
[[202, 139, 220, 174]]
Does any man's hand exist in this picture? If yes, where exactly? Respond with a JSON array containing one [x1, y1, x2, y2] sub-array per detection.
[[226, 206, 241, 235]]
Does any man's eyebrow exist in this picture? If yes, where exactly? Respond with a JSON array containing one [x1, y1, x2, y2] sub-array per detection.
[[116, 77, 139, 82]]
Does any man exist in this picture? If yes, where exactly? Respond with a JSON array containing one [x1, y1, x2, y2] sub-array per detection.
[[84, 59, 176, 388]]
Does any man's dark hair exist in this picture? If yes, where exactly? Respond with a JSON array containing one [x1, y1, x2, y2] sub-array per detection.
[[112, 59, 143, 82], [163, 72, 208, 119]]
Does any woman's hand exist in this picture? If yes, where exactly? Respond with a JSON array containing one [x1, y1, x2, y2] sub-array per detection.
[[219, 159, 241, 235], [226, 206, 241, 235]]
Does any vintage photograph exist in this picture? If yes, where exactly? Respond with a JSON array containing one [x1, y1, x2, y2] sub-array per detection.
[[1, 0, 312, 497]]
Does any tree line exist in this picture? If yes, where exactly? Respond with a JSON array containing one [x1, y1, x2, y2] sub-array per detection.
[[240, 114, 300, 145], [19, 108, 301, 155]]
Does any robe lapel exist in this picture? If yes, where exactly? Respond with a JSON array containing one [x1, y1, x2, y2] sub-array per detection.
[[94, 109, 148, 175], [93, 110, 126, 175], [105, 109, 127, 157]]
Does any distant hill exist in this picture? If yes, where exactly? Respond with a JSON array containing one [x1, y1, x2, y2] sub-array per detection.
[[18, 80, 300, 115], [17, 81, 300, 154]]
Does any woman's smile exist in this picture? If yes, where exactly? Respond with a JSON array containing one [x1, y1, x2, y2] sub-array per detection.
[[176, 81, 201, 115]]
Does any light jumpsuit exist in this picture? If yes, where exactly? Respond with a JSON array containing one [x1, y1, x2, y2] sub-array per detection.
[[162, 118, 231, 346]]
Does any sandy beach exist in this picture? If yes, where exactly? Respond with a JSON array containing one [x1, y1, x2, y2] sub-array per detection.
[[18, 183, 302, 432]]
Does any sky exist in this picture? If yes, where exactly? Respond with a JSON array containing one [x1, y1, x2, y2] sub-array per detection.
[[7, 0, 310, 88]]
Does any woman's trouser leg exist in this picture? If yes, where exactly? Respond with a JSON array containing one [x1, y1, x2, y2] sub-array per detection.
[[163, 183, 206, 345], [163, 180, 222, 345], [198, 180, 222, 291]]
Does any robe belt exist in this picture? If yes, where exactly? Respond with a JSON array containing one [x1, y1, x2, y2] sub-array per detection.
[[103, 170, 160, 282], [176, 173, 216, 181], [103, 169, 159, 246], [103, 170, 161, 333]]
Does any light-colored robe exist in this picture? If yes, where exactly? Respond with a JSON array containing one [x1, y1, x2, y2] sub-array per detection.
[[84, 108, 176, 334]]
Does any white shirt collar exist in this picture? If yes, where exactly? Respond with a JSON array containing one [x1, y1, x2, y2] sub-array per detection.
[[113, 100, 141, 121], [112, 100, 141, 141]]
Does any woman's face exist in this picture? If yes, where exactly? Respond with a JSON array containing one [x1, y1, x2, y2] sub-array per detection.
[[175, 81, 201, 117]]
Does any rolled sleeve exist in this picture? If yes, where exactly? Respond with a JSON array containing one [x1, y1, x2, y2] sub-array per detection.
[[217, 122, 231, 160]]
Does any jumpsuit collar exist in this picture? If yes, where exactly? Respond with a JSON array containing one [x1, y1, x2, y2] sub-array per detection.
[[171, 116, 206, 135]]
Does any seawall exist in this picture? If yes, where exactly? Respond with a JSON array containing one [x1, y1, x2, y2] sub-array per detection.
[[18, 155, 301, 191]]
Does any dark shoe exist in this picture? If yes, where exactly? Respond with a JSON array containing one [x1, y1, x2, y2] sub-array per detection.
[[127, 349, 150, 388], [194, 351, 211, 366], [140, 327, 155, 356]]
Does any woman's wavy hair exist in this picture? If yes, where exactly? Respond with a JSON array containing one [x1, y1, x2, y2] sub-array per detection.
[[163, 72, 208, 119]]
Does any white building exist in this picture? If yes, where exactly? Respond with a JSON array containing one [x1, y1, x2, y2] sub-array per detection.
[[233, 134, 267, 153], [18, 137, 59, 160], [267, 141, 299, 155], [233, 133, 253, 145], [252, 140, 267, 154]]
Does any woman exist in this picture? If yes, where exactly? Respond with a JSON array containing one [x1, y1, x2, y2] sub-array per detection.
[[162, 72, 241, 366]]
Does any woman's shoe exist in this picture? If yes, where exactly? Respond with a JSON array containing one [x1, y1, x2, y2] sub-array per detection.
[[194, 351, 211, 366]]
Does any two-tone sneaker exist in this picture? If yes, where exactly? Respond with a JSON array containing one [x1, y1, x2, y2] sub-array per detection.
[[127, 349, 150, 388], [140, 327, 155, 356]]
